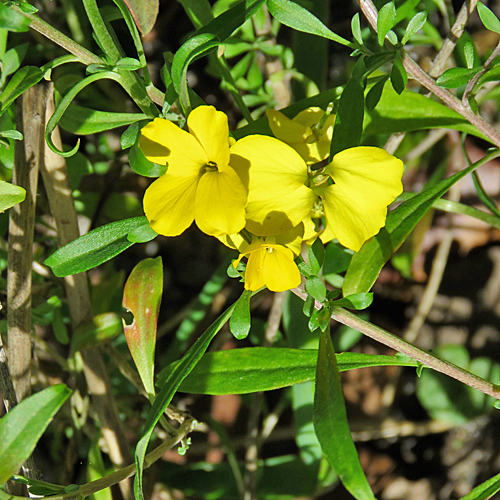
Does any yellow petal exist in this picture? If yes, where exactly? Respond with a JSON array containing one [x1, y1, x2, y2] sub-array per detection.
[[230, 135, 313, 235], [143, 172, 199, 236], [139, 118, 207, 173], [266, 109, 311, 144], [195, 168, 247, 236], [244, 249, 267, 291], [217, 232, 248, 252], [293, 107, 325, 128], [245, 184, 315, 236], [321, 146, 403, 251], [262, 246, 301, 292], [188, 105, 230, 169], [274, 223, 304, 255]]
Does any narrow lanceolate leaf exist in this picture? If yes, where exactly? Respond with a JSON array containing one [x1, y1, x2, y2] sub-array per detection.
[[458, 471, 500, 500], [477, 2, 500, 35], [171, 33, 221, 112], [156, 348, 418, 395], [343, 149, 500, 295], [377, 1, 396, 46], [436, 67, 482, 89], [0, 385, 72, 485], [44, 217, 149, 277], [134, 303, 236, 500], [229, 289, 252, 340], [59, 104, 148, 135], [314, 329, 375, 500], [123, 257, 163, 398], [267, 0, 351, 47], [0, 181, 25, 212], [0, 66, 44, 114], [122, 0, 158, 34], [401, 11, 427, 45]]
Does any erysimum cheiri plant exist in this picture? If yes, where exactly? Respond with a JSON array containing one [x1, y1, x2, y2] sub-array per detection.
[[139, 105, 404, 292]]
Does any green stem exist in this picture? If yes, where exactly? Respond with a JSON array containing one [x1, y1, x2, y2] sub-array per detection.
[[0, 418, 197, 500], [291, 287, 500, 400], [9, 3, 165, 110], [10, 4, 103, 65], [82, 0, 121, 63]]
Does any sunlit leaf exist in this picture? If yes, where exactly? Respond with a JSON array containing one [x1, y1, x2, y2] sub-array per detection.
[[123, 257, 163, 397], [0, 385, 72, 485]]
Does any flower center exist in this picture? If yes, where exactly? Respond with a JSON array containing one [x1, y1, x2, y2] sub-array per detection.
[[204, 161, 218, 173], [310, 197, 324, 218]]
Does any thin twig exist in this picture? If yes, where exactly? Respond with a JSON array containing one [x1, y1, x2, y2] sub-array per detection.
[[8, 85, 45, 403], [358, 0, 500, 148], [291, 287, 500, 399], [2, 417, 198, 500], [41, 85, 134, 500], [463, 40, 500, 107], [429, 0, 478, 78], [6, 83, 47, 490]]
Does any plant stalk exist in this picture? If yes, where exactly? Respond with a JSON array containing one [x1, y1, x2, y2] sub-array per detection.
[[291, 287, 500, 399]]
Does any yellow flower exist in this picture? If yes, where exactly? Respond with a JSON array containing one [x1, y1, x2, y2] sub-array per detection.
[[234, 240, 301, 292], [230, 138, 404, 252], [266, 107, 335, 164], [140, 106, 247, 237]]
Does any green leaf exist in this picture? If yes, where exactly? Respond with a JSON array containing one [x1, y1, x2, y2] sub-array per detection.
[[463, 40, 475, 69], [0, 66, 44, 114], [1, 43, 29, 80], [45, 216, 149, 277], [314, 328, 375, 500], [70, 313, 124, 354], [171, 33, 221, 112], [401, 11, 427, 44], [229, 289, 252, 340], [458, 471, 500, 500], [197, 0, 265, 41], [477, 2, 500, 35], [390, 50, 407, 94], [0, 130, 23, 141], [45, 71, 125, 158], [331, 67, 365, 156], [122, 0, 159, 34], [267, 0, 351, 47], [0, 384, 72, 485], [177, 0, 214, 28], [308, 238, 325, 275], [365, 76, 388, 111], [351, 13, 362, 44], [305, 276, 327, 303], [323, 241, 353, 275], [123, 257, 163, 398], [156, 348, 417, 395], [0, 181, 25, 212], [343, 150, 500, 295], [331, 293, 373, 310], [115, 57, 142, 70], [134, 302, 237, 500], [127, 221, 158, 243], [128, 139, 167, 177], [377, 1, 396, 46], [0, 2, 31, 32], [59, 104, 148, 135], [436, 67, 482, 88], [363, 81, 487, 140]]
